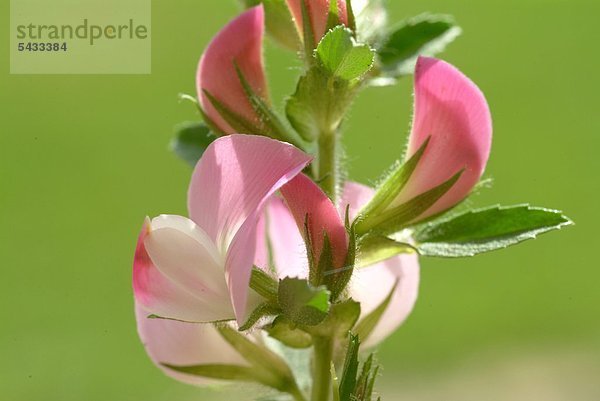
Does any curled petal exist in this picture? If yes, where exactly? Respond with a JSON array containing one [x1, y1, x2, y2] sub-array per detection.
[[135, 303, 247, 386], [342, 182, 420, 348], [286, 0, 348, 45], [188, 135, 311, 322], [197, 6, 267, 133], [393, 56, 493, 219], [256, 196, 310, 279], [349, 254, 419, 348], [280, 174, 348, 270], [133, 216, 234, 323]]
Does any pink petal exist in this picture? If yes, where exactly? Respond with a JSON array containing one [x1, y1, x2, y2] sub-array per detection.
[[188, 135, 311, 322], [133, 216, 235, 323], [135, 303, 247, 386], [280, 174, 348, 270], [286, 0, 348, 45], [342, 183, 420, 348], [393, 56, 493, 219], [349, 253, 419, 348], [339, 181, 375, 219], [196, 6, 267, 134], [257, 196, 310, 279], [261, 181, 420, 348]]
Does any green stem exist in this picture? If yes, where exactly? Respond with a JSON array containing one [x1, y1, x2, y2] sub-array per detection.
[[289, 385, 309, 401], [317, 128, 338, 202], [312, 337, 334, 401]]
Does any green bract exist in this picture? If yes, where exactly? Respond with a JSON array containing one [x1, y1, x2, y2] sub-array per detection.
[[278, 277, 331, 326], [412, 205, 573, 257], [316, 26, 374, 81], [375, 13, 461, 82], [169, 121, 216, 167]]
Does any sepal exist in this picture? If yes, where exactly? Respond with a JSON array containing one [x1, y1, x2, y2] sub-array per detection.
[[338, 335, 380, 401], [358, 136, 430, 220], [356, 236, 415, 268], [278, 277, 331, 326], [316, 26, 375, 81], [355, 169, 464, 236], [265, 316, 314, 349], [164, 325, 302, 395]]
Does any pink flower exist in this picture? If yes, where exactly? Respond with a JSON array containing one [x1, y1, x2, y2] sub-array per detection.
[[258, 181, 419, 348], [389, 56, 493, 220], [280, 173, 349, 273], [135, 303, 250, 386], [286, 0, 349, 46], [196, 6, 268, 134], [133, 135, 311, 327]]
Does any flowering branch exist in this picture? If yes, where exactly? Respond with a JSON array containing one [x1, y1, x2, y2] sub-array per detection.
[[134, 1, 573, 400]]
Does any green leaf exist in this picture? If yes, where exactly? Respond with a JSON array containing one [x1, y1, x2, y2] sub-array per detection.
[[278, 278, 331, 326], [285, 66, 359, 142], [354, 354, 378, 401], [314, 233, 334, 287], [304, 299, 361, 339], [413, 205, 574, 257], [285, 68, 324, 141], [346, 0, 357, 35], [234, 64, 306, 149], [354, 281, 397, 342], [216, 325, 298, 391], [329, 221, 357, 300], [249, 267, 279, 302], [357, 236, 415, 268], [163, 363, 269, 382], [339, 334, 360, 401], [262, 0, 302, 50], [316, 26, 375, 81], [358, 136, 430, 219], [169, 122, 216, 167], [326, 0, 341, 31], [377, 13, 461, 78], [265, 316, 313, 349], [353, 0, 388, 45], [355, 169, 464, 236], [202, 89, 263, 134], [301, 0, 316, 56], [239, 302, 279, 331]]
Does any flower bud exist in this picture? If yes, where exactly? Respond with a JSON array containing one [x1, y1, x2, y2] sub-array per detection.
[[279, 174, 349, 290], [196, 6, 268, 133], [286, 0, 348, 46], [391, 56, 492, 220]]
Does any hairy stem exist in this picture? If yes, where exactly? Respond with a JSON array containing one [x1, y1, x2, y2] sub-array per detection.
[[311, 337, 334, 401], [317, 128, 338, 202]]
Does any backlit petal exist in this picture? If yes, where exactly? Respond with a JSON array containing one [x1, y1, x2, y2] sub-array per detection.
[[135, 303, 247, 386], [197, 6, 267, 133], [392, 56, 492, 219], [188, 135, 311, 322], [135, 215, 234, 322]]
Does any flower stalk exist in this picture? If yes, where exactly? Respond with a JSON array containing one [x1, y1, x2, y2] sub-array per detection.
[[133, 2, 573, 401], [317, 126, 339, 201], [311, 337, 334, 401]]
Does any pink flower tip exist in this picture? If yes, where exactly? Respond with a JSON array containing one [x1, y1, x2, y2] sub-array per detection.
[[196, 6, 268, 134], [286, 0, 349, 46], [397, 56, 493, 219]]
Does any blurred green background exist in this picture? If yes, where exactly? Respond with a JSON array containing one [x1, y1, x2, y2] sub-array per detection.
[[1, 0, 598, 400]]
